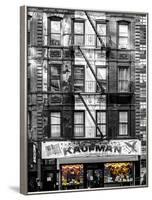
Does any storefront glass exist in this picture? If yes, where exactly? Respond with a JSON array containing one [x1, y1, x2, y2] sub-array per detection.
[[43, 171, 59, 191], [61, 164, 84, 189], [87, 169, 103, 188], [104, 162, 134, 186]]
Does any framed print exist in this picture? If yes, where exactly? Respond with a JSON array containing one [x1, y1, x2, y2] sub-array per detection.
[[20, 6, 148, 194]]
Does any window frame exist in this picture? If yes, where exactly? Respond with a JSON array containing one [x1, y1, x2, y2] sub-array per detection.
[[118, 111, 128, 136], [96, 21, 107, 47], [27, 15, 32, 45], [48, 64, 62, 92], [74, 65, 85, 92], [118, 66, 130, 93], [74, 111, 85, 138], [73, 20, 85, 46], [50, 111, 61, 138], [96, 65, 107, 92], [96, 110, 107, 137], [49, 17, 62, 46], [118, 21, 130, 49]]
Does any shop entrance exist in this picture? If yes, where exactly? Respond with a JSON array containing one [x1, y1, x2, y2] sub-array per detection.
[[43, 171, 59, 191], [85, 164, 104, 188]]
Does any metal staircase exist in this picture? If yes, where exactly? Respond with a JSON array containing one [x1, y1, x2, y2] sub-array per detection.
[[71, 12, 110, 140], [78, 93, 104, 139], [78, 46, 105, 93], [85, 11, 105, 48]]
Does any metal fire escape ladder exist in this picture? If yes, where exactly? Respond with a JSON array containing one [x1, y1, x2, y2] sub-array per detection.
[[78, 93, 104, 139], [78, 46, 105, 93], [85, 11, 105, 48]]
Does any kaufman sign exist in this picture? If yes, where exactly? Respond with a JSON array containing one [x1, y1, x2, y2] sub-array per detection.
[[41, 139, 141, 159]]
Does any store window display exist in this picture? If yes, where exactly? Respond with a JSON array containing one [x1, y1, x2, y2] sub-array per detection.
[[104, 162, 134, 186], [61, 164, 84, 190]]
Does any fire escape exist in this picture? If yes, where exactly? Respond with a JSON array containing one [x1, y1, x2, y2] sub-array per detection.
[[73, 11, 111, 140]]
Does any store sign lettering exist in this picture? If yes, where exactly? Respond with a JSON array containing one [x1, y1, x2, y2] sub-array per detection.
[[41, 140, 141, 159], [63, 144, 122, 155]]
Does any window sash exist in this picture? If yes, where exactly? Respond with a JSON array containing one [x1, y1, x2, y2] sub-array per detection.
[[74, 22, 84, 34], [74, 35, 84, 45], [50, 33, 61, 45], [119, 123, 128, 135], [51, 21, 61, 33], [50, 112, 61, 124], [50, 20, 61, 45], [74, 125, 84, 137], [51, 125, 61, 137], [96, 23, 106, 46], [118, 67, 130, 92], [118, 24, 129, 49], [97, 124, 106, 136], [50, 112, 61, 137], [74, 66, 84, 92], [96, 67, 107, 92], [74, 112, 84, 137], [49, 65, 61, 91], [119, 112, 128, 135], [74, 21, 84, 45], [96, 111, 106, 136], [97, 67, 106, 80]]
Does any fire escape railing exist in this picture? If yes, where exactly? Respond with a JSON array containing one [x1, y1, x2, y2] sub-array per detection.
[[72, 12, 109, 140], [77, 93, 104, 139], [85, 11, 113, 56], [85, 11, 105, 48], [77, 46, 105, 93]]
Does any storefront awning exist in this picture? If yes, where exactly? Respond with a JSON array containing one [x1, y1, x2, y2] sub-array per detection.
[[57, 155, 139, 169]]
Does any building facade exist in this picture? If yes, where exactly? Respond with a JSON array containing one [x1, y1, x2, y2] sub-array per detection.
[[27, 7, 147, 192]]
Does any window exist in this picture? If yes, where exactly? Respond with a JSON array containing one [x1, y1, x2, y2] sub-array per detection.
[[28, 111, 31, 130], [140, 88, 146, 97], [119, 112, 128, 136], [104, 162, 134, 184], [140, 102, 146, 109], [140, 74, 146, 83], [96, 66, 107, 92], [50, 112, 61, 137], [28, 15, 32, 45], [140, 117, 146, 127], [96, 22, 106, 47], [27, 64, 31, 92], [118, 23, 129, 49], [74, 65, 84, 92], [140, 25, 146, 45], [74, 111, 85, 137], [49, 64, 61, 91], [74, 21, 85, 46], [61, 164, 84, 189], [50, 20, 61, 45], [96, 111, 106, 137], [118, 67, 130, 92]]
